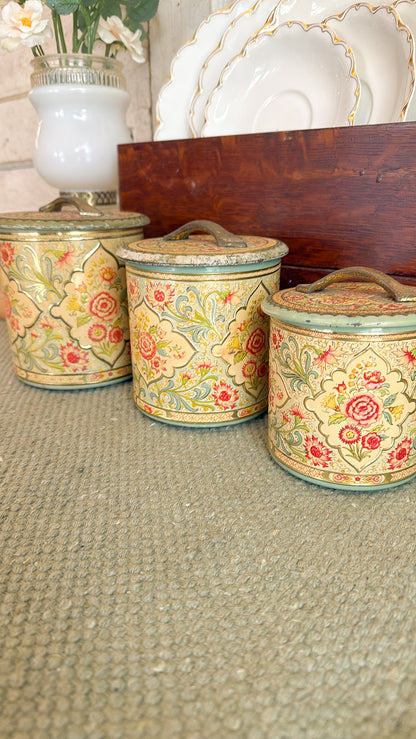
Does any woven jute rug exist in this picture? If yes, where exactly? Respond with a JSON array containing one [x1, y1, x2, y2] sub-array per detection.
[[1, 320, 416, 738]]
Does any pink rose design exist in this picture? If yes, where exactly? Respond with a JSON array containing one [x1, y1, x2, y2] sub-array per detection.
[[345, 394, 380, 427], [89, 291, 118, 321], [108, 326, 124, 344], [361, 433, 382, 450], [257, 360, 268, 378], [245, 327, 266, 356], [137, 331, 157, 360]]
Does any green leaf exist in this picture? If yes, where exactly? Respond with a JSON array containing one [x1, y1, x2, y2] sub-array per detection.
[[79, 0, 101, 8], [234, 351, 247, 364], [101, 0, 122, 19], [77, 313, 91, 327], [383, 410, 393, 425], [383, 393, 397, 407], [368, 424, 383, 434], [328, 413, 347, 425], [126, 0, 159, 23], [193, 311, 210, 326], [46, 0, 79, 14]]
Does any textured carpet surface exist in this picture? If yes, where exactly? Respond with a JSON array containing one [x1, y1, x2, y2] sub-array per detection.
[[1, 319, 416, 739]]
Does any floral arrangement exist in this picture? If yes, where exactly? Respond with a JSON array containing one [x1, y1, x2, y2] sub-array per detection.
[[0, 0, 160, 63]]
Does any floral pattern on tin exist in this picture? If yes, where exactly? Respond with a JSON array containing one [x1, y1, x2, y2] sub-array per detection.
[[268, 326, 416, 485], [1, 271, 41, 341], [146, 359, 231, 416], [59, 341, 89, 372], [0, 241, 15, 268], [51, 245, 129, 366], [131, 301, 195, 384], [212, 283, 269, 399], [306, 347, 414, 473], [275, 281, 416, 316], [0, 237, 132, 385], [126, 269, 280, 422]]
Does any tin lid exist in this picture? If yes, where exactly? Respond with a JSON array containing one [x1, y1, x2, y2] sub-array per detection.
[[0, 196, 150, 233], [262, 267, 416, 333], [117, 219, 289, 268]]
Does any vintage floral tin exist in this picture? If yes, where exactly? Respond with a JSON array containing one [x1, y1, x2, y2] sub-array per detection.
[[117, 220, 289, 426], [0, 197, 149, 388], [262, 267, 416, 491]]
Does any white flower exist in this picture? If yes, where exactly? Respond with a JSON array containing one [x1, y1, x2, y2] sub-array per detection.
[[98, 15, 145, 64], [0, 0, 52, 50]]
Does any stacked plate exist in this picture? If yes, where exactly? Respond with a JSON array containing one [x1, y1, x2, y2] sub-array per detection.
[[154, 0, 416, 141]]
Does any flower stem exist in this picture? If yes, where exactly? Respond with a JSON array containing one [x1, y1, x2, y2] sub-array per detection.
[[31, 45, 45, 57], [72, 9, 79, 53], [88, 8, 102, 54], [78, 5, 92, 52], [51, 10, 61, 53], [56, 13, 67, 53]]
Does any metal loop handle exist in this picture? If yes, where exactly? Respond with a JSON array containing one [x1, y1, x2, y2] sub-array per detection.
[[39, 196, 103, 217], [296, 266, 416, 303], [163, 220, 247, 248]]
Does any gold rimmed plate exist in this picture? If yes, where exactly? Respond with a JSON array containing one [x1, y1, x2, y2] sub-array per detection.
[[202, 21, 360, 137]]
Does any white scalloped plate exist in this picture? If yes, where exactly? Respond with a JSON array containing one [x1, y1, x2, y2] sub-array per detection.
[[393, 0, 416, 120], [189, 0, 280, 138], [324, 3, 414, 125], [264, 0, 391, 27], [201, 21, 359, 138], [154, 0, 257, 141]]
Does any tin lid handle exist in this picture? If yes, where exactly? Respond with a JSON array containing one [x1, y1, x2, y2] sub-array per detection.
[[39, 196, 104, 217], [296, 266, 416, 303], [163, 220, 247, 248]]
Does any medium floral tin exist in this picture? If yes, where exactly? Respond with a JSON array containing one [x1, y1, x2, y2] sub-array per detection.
[[117, 220, 289, 426], [0, 197, 149, 388], [262, 267, 416, 491]]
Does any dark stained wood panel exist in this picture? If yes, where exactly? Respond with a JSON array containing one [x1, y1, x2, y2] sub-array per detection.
[[118, 123, 416, 289]]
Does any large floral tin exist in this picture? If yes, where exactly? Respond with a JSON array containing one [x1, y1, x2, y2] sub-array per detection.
[[0, 197, 149, 388], [117, 220, 289, 426], [262, 267, 416, 491]]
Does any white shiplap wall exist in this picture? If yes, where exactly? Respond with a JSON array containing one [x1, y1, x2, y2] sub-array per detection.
[[0, 0, 226, 213]]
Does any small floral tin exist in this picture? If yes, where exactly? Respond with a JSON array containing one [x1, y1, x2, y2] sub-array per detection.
[[117, 220, 289, 426], [0, 197, 149, 388], [262, 266, 416, 490]]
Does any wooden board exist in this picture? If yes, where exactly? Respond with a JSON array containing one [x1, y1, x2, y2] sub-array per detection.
[[118, 122, 416, 289]]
